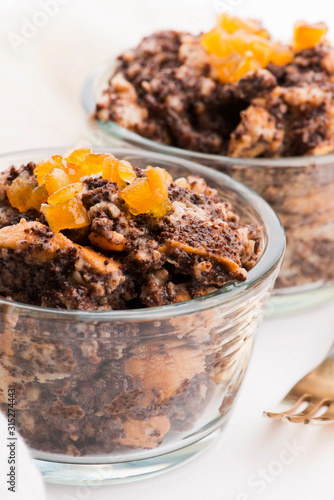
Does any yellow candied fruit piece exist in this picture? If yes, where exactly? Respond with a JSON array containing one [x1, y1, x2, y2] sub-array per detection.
[[216, 53, 261, 83], [44, 168, 72, 196], [62, 162, 88, 182], [102, 157, 124, 187], [6, 173, 35, 212], [269, 43, 294, 65], [84, 153, 112, 175], [34, 155, 64, 185], [41, 198, 89, 233], [64, 148, 91, 166], [146, 167, 169, 204], [149, 199, 172, 218], [218, 13, 270, 39], [102, 157, 136, 188], [248, 38, 274, 66], [231, 55, 262, 82], [121, 177, 156, 215], [121, 166, 171, 217], [28, 185, 48, 211], [118, 160, 137, 184], [293, 21, 328, 51], [201, 28, 227, 58], [47, 183, 84, 205], [146, 165, 172, 184], [223, 33, 251, 58]]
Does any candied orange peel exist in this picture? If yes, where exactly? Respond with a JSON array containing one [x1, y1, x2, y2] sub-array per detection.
[[6, 172, 37, 212], [47, 183, 84, 206], [120, 166, 172, 217], [293, 21, 328, 51], [6, 149, 173, 232], [200, 14, 327, 83], [28, 185, 49, 211], [102, 158, 136, 188], [41, 198, 90, 233]]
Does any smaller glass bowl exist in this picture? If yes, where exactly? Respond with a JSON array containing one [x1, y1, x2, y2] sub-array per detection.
[[0, 148, 284, 485], [82, 60, 334, 315]]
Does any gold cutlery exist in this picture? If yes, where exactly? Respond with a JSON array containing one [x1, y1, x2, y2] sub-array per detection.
[[263, 343, 334, 424]]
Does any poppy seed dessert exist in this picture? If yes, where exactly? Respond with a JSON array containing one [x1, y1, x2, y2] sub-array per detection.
[[0, 149, 260, 308], [94, 16, 334, 291], [0, 149, 262, 456], [94, 16, 334, 157]]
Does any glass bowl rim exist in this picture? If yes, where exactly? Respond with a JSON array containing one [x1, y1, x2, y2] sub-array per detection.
[[0, 146, 285, 321], [82, 57, 334, 168]]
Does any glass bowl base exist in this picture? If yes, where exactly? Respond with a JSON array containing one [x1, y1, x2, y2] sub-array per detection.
[[35, 429, 221, 486], [266, 283, 334, 317]]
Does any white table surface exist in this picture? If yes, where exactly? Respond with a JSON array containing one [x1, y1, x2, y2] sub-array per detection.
[[1, 1, 334, 499]]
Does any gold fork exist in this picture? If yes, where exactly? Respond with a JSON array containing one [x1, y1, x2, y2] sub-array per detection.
[[263, 341, 334, 424]]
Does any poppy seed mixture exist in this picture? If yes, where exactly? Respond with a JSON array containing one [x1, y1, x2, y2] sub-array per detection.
[[0, 149, 261, 455]]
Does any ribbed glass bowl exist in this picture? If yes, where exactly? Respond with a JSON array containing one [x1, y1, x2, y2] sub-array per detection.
[[0, 148, 284, 485], [82, 60, 334, 314]]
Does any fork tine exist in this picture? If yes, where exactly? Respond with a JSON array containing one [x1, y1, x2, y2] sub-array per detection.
[[283, 398, 329, 423], [264, 339, 334, 425], [305, 402, 334, 424], [263, 394, 310, 420], [306, 416, 334, 425]]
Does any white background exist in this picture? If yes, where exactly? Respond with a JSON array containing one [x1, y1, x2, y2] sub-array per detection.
[[1, 1, 334, 499]]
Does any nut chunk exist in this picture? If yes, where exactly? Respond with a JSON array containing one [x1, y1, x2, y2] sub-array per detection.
[[228, 102, 284, 158]]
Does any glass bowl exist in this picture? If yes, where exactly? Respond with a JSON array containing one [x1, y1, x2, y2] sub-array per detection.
[[0, 147, 284, 485], [82, 60, 334, 315]]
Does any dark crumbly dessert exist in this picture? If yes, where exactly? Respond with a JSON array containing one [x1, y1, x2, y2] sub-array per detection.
[[0, 155, 260, 309], [94, 23, 334, 157], [0, 150, 261, 455], [94, 18, 334, 289]]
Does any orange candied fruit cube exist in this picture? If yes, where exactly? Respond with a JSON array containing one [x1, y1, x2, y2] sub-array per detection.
[[84, 153, 111, 175], [248, 38, 275, 66], [149, 199, 172, 218], [44, 168, 72, 196], [146, 167, 170, 204], [64, 148, 91, 166], [201, 28, 228, 58], [34, 155, 64, 185], [120, 167, 171, 217], [216, 53, 261, 83], [41, 198, 89, 233], [218, 13, 270, 39], [102, 157, 136, 188], [121, 177, 156, 215], [47, 182, 84, 205], [269, 43, 294, 65], [231, 54, 262, 82], [6, 172, 35, 212], [28, 185, 48, 211], [118, 160, 137, 184], [62, 162, 88, 182], [293, 21, 328, 51], [102, 157, 124, 188]]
